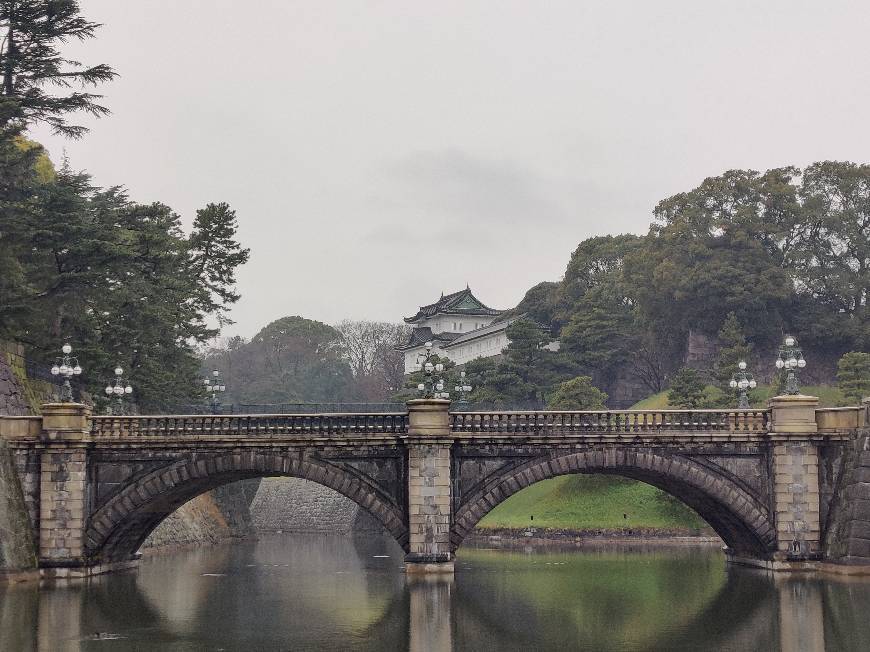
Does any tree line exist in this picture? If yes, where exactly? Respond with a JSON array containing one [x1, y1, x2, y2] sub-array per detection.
[[0, 2, 249, 411], [200, 318, 408, 408], [442, 166, 869, 409]]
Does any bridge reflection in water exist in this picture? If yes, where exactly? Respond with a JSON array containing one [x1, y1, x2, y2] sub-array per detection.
[[2, 534, 869, 651]]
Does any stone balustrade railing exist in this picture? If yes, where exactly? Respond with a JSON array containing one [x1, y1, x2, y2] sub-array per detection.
[[89, 413, 409, 438], [9, 404, 869, 440], [449, 409, 770, 434]]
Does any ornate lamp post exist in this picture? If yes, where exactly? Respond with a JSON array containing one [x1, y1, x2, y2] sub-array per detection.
[[775, 335, 806, 395], [413, 341, 450, 399], [204, 370, 226, 414], [104, 366, 133, 415], [729, 360, 757, 409], [454, 371, 473, 406], [50, 343, 82, 402]]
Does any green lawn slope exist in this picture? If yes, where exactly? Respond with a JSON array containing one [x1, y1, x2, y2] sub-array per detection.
[[477, 475, 708, 531], [630, 384, 845, 410]]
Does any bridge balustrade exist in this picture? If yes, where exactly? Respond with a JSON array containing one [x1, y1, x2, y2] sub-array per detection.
[[89, 413, 409, 438], [87, 409, 771, 438], [449, 409, 769, 434]]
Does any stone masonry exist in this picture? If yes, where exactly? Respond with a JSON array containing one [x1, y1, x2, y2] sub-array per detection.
[[405, 399, 453, 571], [37, 403, 92, 570], [772, 442, 821, 556], [823, 399, 870, 564], [406, 444, 451, 565], [1, 396, 869, 576], [769, 396, 822, 558], [250, 477, 384, 534], [39, 448, 87, 565]]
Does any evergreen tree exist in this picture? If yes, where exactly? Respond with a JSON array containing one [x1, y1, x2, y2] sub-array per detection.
[[712, 312, 754, 406], [547, 376, 607, 410], [837, 352, 870, 404], [207, 316, 355, 406], [0, 0, 116, 137], [560, 284, 635, 375], [0, 136, 42, 336], [714, 313, 751, 385], [187, 202, 251, 327], [667, 368, 707, 409]]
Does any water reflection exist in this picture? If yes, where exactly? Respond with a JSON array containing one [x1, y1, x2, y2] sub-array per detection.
[[1, 534, 869, 651]]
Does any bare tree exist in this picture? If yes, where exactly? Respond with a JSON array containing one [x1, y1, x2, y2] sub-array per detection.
[[335, 320, 411, 400]]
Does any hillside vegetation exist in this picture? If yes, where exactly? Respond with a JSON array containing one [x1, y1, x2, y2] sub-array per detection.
[[631, 384, 846, 410]]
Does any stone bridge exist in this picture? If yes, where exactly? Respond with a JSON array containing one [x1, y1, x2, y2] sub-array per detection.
[[1, 396, 868, 577]]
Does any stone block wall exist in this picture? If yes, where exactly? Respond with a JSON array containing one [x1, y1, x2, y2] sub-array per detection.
[[0, 439, 37, 571], [772, 442, 821, 556], [407, 444, 451, 562], [38, 448, 87, 564], [144, 479, 260, 549], [824, 427, 870, 563], [249, 477, 384, 534], [0, 343, 31, 417], [0, 342, 87, 416]]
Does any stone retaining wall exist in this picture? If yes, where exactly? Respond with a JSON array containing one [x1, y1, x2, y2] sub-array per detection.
[[824, 427, 870, 564], [0, 343, 35, 417], [144, 479, 260, 549], [250, 477, 385, 534], [0, 439, 36, 571]]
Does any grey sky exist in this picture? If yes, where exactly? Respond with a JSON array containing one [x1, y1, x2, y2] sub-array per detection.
[[31, 1, 870, 338]]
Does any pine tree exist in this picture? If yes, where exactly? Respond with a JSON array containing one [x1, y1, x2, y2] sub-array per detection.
[[0, 136, 42, 336], [837, 352, 870, 404], [187, 202, 251, 327], [0, 0, 116, 137], [668, 368, 707, 409], [547, 376, 607, 409], [713, 312, 754, 406]]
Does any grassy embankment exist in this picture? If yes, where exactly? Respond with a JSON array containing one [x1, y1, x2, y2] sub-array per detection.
[[477, 384, 843, 533], [631, 383, 845, 409]]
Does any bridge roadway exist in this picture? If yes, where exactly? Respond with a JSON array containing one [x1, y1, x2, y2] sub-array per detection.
[[1, 395, 867, 577]]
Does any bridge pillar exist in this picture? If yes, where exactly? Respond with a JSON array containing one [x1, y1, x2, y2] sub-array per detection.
[[404, 399, 454, 574], [769, 395, 822, 561], [37, 403, 93, 577]]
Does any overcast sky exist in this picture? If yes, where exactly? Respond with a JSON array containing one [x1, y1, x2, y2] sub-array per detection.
[[30, 1, 870, 338]]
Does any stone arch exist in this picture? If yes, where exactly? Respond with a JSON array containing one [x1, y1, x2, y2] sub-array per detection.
[[85, 452, 409, 563], [452, 450, 776, 557]]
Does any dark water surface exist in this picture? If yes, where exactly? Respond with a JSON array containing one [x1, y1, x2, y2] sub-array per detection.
[[2, 534, 869, 651]]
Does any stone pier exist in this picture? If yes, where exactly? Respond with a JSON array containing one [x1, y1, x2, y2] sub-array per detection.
[[769, 395, 823, 559], [404, 399, 454, 574], [37, 404, 91, 575]]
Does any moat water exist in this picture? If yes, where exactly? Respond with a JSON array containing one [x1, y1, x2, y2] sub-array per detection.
[[2, 533, 869, 651]]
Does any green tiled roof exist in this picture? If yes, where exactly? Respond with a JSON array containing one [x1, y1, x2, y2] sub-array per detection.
[[404, 287, 503, 324]]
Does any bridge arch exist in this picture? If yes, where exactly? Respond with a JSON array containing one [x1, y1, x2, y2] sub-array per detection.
[[452, 450, 777, 557], [84, 452, 409, 563]]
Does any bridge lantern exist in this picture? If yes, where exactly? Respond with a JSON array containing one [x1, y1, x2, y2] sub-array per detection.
[[775, 336, 806, 395], [50, 343, 82, 402], [730, 360, 756, 409]]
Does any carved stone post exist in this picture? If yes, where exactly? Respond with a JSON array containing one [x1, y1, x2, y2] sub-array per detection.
[[38, 403, 92, 575], [769, 395, 821, 560], [404, 398, 454, 574]]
